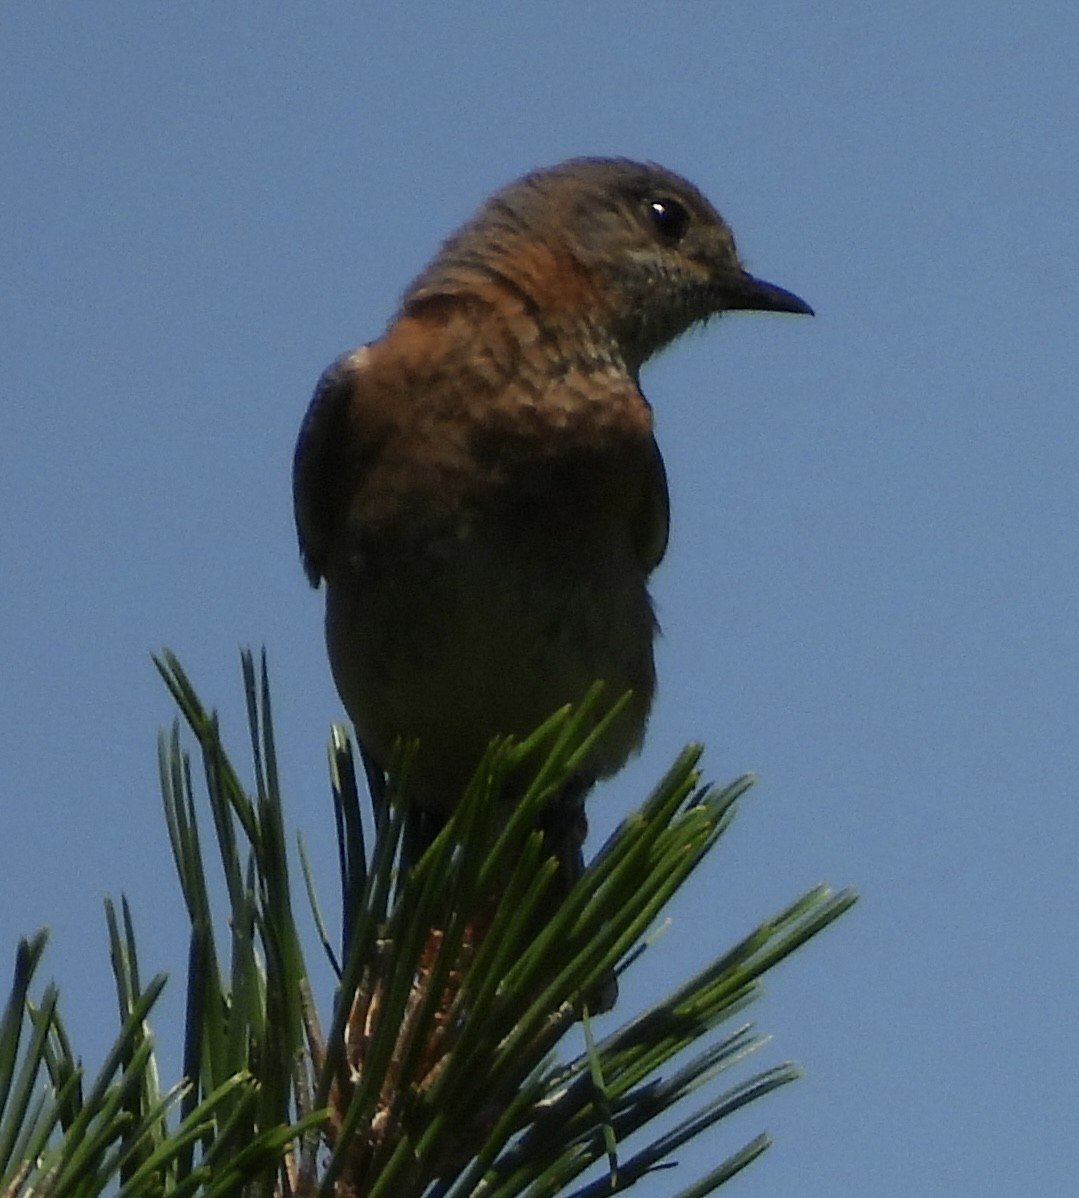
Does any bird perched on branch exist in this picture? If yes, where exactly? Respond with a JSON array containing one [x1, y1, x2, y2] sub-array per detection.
[[294, 157, 811, 875]]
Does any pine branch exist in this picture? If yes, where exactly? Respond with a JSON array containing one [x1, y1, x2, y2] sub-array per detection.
[[0, 651, 855, 1196]]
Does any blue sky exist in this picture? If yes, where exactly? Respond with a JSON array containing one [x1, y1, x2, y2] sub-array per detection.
[[2, 5, 1078, 1194]]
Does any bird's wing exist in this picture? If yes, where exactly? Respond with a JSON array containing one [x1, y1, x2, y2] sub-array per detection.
[[636, 433, 670, 573], [292, 347, 371, 586]]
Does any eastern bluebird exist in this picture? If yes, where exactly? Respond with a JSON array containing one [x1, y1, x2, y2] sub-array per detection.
[[294, 157, 811, 867]]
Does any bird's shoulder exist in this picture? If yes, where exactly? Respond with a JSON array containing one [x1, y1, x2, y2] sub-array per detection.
[[292, 345, 389, 585], [292, 325, 477, 585], [637, 431, 670, 573]]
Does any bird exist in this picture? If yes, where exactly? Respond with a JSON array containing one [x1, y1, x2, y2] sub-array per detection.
[[293, 157, 812, 877]]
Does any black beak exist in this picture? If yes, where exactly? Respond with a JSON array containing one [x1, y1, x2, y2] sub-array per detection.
[[726, 271, 814, 316]]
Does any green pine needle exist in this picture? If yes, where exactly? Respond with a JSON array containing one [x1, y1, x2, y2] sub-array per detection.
[[0, 650, 855, 1196]]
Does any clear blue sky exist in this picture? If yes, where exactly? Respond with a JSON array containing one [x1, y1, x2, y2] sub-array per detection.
[[3, 5, 1077, 1194]]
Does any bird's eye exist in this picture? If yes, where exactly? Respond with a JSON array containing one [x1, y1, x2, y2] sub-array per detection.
[[647, 197, 691, 242]]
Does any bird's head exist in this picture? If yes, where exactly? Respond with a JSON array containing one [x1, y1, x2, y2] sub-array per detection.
[[405, 157, 812, 372]]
